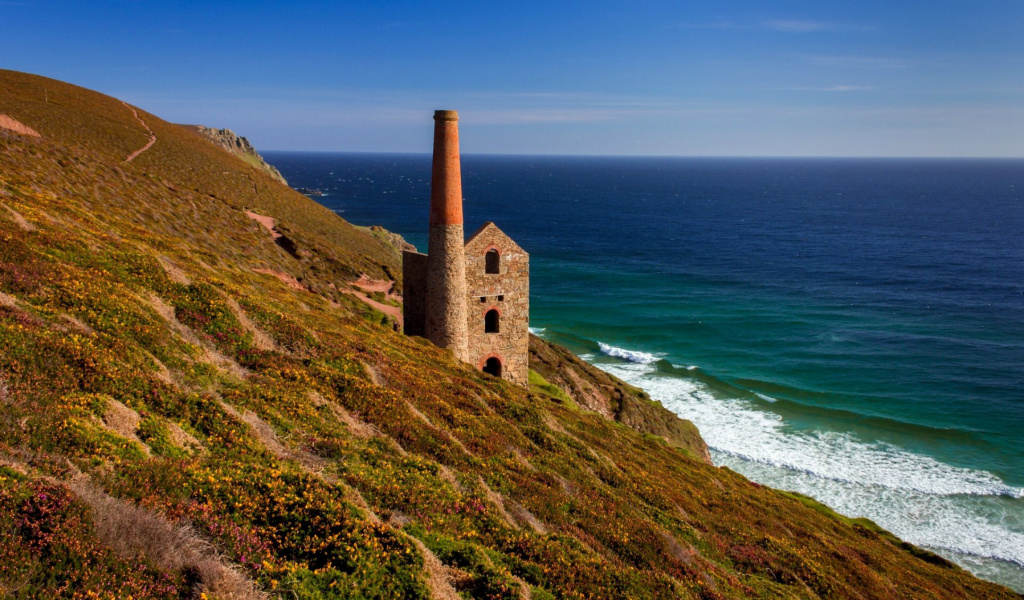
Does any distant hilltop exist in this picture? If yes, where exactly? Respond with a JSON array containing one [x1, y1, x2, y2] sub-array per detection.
[[181, 124, 287, 185]]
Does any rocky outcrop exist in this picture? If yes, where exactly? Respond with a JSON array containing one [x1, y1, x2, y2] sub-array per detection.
[[529, 335, 712, 463], [183, 125, 287, 185], [359, 225, 416, 265]]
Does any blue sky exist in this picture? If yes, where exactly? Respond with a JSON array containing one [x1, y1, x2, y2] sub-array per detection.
[[3, 0, 1023, 156]]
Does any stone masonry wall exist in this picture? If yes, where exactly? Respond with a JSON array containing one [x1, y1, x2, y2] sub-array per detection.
[[402, 250, 428, 337], [425, 224, 469, 362], [464, 222, 529, 386]]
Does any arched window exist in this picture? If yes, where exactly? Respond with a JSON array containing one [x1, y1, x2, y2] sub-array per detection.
[[485, 249, 500, 274], [483, 357, 502, 378], [485, 309, 500, 333]]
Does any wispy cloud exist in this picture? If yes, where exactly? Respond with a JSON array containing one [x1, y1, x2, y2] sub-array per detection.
[[786, 85, 875, 92], [676, 19, 856, 33], [808, 55, 914, 69], [763, 20, 834, 33]]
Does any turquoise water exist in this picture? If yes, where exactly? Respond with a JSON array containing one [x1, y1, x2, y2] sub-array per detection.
[[267, 152, 1024, 591]]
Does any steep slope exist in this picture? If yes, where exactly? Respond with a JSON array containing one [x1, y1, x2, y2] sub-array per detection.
[[528, 336, 711, 463], [0, 69, 1018, 599]]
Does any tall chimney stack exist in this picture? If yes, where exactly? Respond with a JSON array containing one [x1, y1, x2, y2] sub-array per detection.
[[425, 110, 469, 360]]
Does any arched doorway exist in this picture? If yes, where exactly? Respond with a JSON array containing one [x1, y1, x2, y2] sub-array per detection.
[[483, 357, 502, 378]]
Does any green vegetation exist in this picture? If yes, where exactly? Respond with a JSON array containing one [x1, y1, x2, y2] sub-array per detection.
[[528, 336, 710, 461], [528, 369, 575, 407], [0, 69, 1017, 599]]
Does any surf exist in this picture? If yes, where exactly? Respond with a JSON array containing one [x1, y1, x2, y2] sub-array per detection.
[[574, 335, 1024, 587]]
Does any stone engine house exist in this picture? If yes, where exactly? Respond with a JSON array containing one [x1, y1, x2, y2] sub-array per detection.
[[403, 110, 529, 387]]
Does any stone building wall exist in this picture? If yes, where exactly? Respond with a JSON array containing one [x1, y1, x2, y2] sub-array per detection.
[[425, 224, 469, 362], [402, 250, 428, 337], [464, 222, 530, 386]]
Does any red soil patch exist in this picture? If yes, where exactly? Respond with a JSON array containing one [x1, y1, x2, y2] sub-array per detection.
[[352, 275, 397, 295], [346, 275, 403, 326], [0, 114, 40, 137], [245, 211, 283, 240], [346, 291, 403, 325]]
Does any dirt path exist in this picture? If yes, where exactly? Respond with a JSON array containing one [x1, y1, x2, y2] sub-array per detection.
[[346, 275, 403, 325], [245, 211, 282, 240], [353, 276, 397, 295], [246, 173, 259, 199], [121, 101, 156, 162]]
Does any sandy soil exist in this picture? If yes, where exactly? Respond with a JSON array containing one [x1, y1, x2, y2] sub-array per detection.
[[0, 114, 39, 137]]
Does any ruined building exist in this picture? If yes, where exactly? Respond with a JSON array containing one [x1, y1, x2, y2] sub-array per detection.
[[403, 110, 529, 387]]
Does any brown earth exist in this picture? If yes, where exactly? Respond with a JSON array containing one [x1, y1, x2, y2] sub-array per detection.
[[0, 113, 39, 137]]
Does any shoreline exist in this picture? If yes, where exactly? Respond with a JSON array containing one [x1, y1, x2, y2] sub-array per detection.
[[536, 330, 1024, 593]]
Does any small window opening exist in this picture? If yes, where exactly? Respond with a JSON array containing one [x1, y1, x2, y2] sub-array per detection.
[[497, 295, 504, 302], [485, 249, 500, 274], [483, 357, 502, 378], [485, 309, 500, 333], [480, 296, 486, 303]]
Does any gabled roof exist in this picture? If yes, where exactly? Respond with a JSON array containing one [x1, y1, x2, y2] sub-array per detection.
[[464, 221, 527, 255]]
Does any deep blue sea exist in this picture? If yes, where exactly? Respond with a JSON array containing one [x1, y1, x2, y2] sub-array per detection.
[[266, 152, 1024, 591]]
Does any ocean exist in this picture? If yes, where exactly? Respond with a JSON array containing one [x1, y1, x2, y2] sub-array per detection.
[[265, 152, 1024, 591]]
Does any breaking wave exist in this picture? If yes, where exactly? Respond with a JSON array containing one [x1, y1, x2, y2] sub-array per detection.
[[567, 336, 1024, 587], [598, 357, 1024, 579], [597, 341, 662, 364]]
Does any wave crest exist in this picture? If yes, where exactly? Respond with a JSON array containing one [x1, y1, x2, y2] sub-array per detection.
[[595, 359, 1024, 573], [598, 342, 662, 364]]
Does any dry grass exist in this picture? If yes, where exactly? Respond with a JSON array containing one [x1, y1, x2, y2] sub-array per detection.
[[1, 203, 35, 231], [324, 399, 379, 440], [100, 398, 149, 456], [145, 292, 248, 379], [69, 480, 268, 600], [476, 476, 520, 531], [408, 537, 461, 600], [59, 314, 96, 335], [510, 502, 547, 534], [222, 401, 330, 478], [166, 421, 204, 453], [0, 291, 16, 308], [157, 255, 192, 285], [223, 295, 278, 352]]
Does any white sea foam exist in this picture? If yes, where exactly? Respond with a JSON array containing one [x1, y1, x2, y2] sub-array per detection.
[[529, 327, 546, 334], [596, 361, 1024, 576], [755, 392, 778, 403], [597, 342, 662, 364]]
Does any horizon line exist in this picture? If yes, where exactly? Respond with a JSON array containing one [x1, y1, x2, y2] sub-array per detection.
[[261, 150, 1024, 160]]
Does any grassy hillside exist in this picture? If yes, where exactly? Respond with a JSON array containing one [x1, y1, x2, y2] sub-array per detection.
[[528, 336, 710, 463], [0, 69, 1018, 599]]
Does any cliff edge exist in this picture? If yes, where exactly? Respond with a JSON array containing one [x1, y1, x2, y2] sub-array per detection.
[[529, 334, 712, 462], [182, 124, 288, 185]]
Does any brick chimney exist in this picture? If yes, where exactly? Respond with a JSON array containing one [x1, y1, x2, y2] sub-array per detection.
[[425, 110, 469, 360]]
